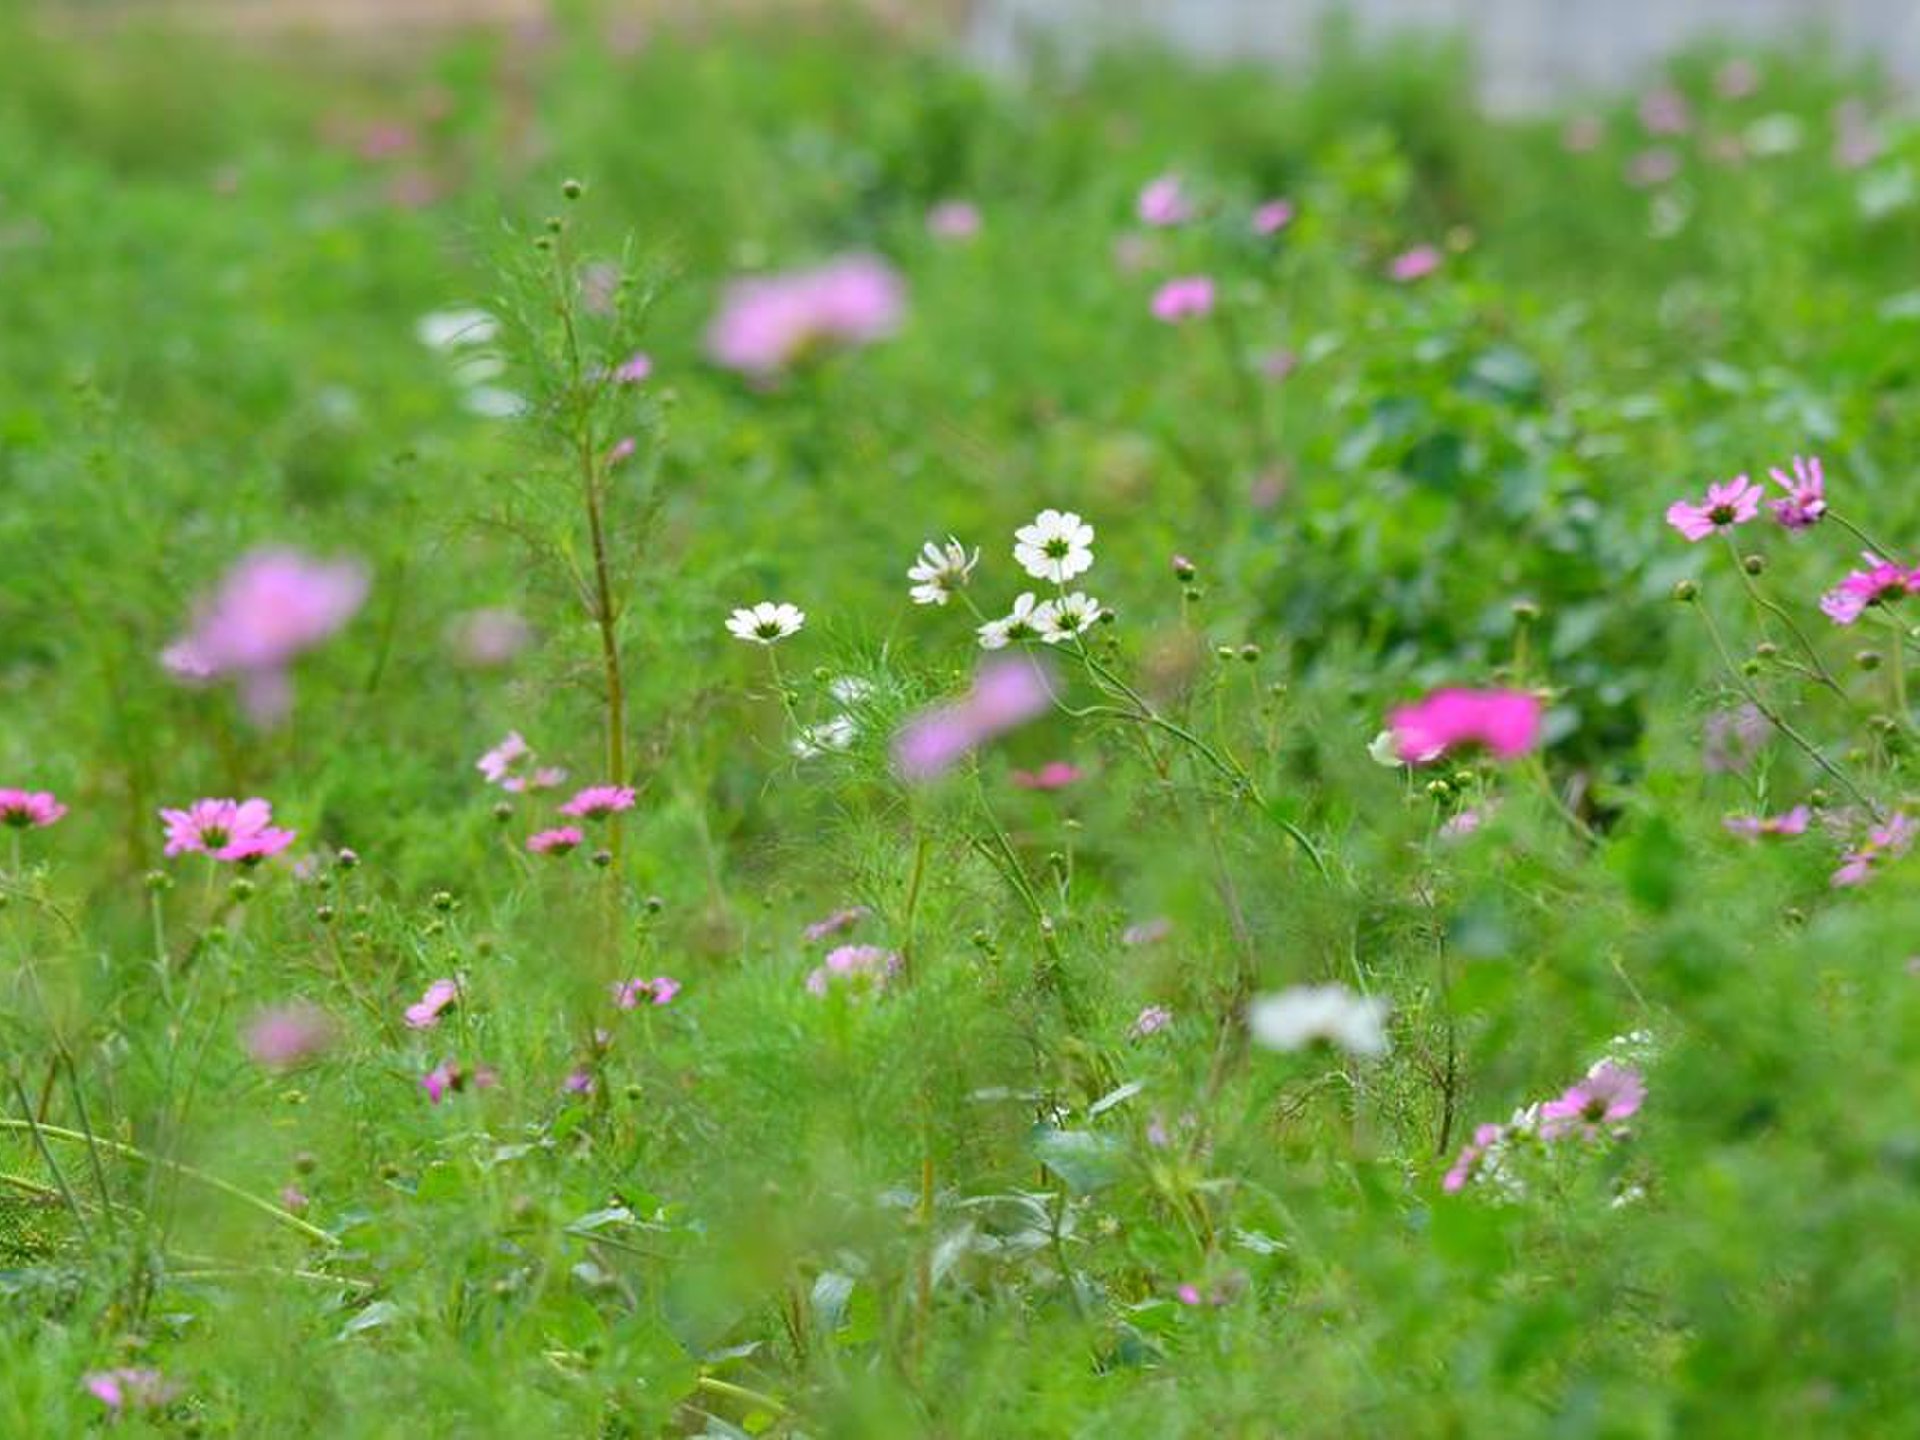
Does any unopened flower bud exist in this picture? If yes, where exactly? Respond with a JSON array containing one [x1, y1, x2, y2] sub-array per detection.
[[293, 1151, 317, 1174], [1672, 580, 1699, 602], [1425, 779, 1452, 800], [1857, 649, 1883, 671], [337, 847, 359, 870], [1239, 644, 1261, 663], [228, 878, 255, 904], [1172, 554, 1197, 582], [1183, 587, 1203, 603], [1740, 659, 1762, 677], [1754, 642, 1779, 660], [644, 895, 664, 913], [561, 177, 584, 200], [1511, 599, 1541, 623], [1216, 645, 1236, 661], [432, 890, 455, 912], [314, 904, 335, 924], [591, 849, 613, 869], [492, 802, 514, 824], [1742, 554, 1766, 576], [144, 870, 173, 893]]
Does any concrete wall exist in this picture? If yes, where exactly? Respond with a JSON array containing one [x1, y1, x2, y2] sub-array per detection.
[[966, 0, 1920, 111]]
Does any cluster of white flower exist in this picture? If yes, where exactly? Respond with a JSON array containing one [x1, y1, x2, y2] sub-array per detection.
[[903, 509, 1106, 650], [1246, 983, 1390, 1059], [414, 307, 523, 419], [793, 676, 873, 759]]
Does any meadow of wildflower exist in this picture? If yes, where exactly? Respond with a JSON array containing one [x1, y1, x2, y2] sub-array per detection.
[[5, 7, 1920, 1435]]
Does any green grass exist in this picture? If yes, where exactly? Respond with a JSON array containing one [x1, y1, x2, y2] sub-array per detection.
[[4, 9, 1920, 1435]]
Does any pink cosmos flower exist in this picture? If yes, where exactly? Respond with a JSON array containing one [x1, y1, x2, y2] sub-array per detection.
[[927, 200, 981, 240], [1252, 199, 1294, 235], [1175, 1283, 1204, 1306], [562, 1068, 595, 1095], [613, 350, 652, 383], [503, 767, 567, 794], [1538, 1062, 1646, 1141], [448, 608, 531, 668], [1768, 455, 1826, 530], [805, 944, 900, 998], [242, 1003, 337, 1071], [1439, 802, 1499, 841], [1723, 806, 1810, 840], [527, 826, 584, 856], [607, 436, 638, 465], [1129, 1005, 1172, 1039], [1150, 276, 1215, 324], [611, 976, 681, 1009], [1387, 687, 1543, 764], [1442, 1122, 1507, 1194], [477, 731, 530, 784], [161, 548, 368, 724], [1665, 475, 1763, 541], [705, 255, 905, 378], [421, 1061, 497, 1104], [1011, 761, 1082, 791], [83, 1368, 178, 1413], [1715, 59, 1760, 99], [1625, 147, 1682, 188], [558, 785, 637, 820], [159, 798, 296, 864], [1704, 704, 1770, 773], [1388, 246, 1441, 283], [1136, 174, 1192, 227], [404, 978, 460, 1029], [892, 654, 1055, 782], [1638, 85, 1691, 135], [804, 905, 871, 942], [1820, 555, 1919, 625], [280, 1185, 310, 1213], [1833, 812, 1915, 888], [0, 789, 66, 829]]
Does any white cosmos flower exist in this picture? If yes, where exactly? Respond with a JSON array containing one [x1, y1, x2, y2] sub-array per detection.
[[907, 537, 980, 606], [1038, 592, 1103, 644], [726, 601, 806, 645], [828, 675, 874, 705], [415, 307, 500, 350], [1367, 730, 1404, 766], [977, 592, 1049, 650], [793, 714, 858, 758], [1013, 508, 1095, 583], [1247, 984, 1390, 1059]]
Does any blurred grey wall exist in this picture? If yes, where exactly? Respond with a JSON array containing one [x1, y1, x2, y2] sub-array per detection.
[[967, 0, 1920, 111]]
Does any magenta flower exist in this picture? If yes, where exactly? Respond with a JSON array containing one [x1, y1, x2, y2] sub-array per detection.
[[1252, 199, 1294, 235], [161, 548, 368, 724], [611, 976, 681, 1009], [1150, 276, 1215, 324], [613, 350, 652, 384], [562, 1068, 595, 1095], [558, 785, 637, 820], [83, 1368, 178, 1413], [1388, 245, 1441, 283], [1387, 687, 1543, 764], [159, 798, 296, 864], [1011, 761, 1082, 792], [805, 944, 900, 998], [527, 826, 584, 856], [804, 905, 872, 942], [1442, 1122, 1508, 1194], [404, 978, 460, 1029], [705, 255, 904, 378], [927, 199, 981, 240], [1136, 174, 1192, 227], [421, 1061, 497, 1104], [242, 1003, 337, 1071], [1129, 1005, 1172, 1040], [892, 654, 1055, 782], [1723, 806, 1811, 840], [1820, 555, 1919, 625], [1538, 1062, 1646, 1141], [1665, 476, 1763, 541], [1833, 813, 1915, 887], [0, 789, 66, 829], [1767, 455, 1826, 530]]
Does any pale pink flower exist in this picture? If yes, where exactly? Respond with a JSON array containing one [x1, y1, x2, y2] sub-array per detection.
[[1768, 455, 1826, 530], [1442, 1121, 1508, 1194], [448, 608, 531, 667], [1820, 555, 1919, 625], [562, 1068, 595, 1095], [1562, 115, 1603, 153], [804, 905, 871, 942], [1129, 1005, 1172, 1039], [1175, 1283, 1204, 1306], [1625, 147, 1682, 187], [0, 789, 66, 829], [1150, 276, 1215, 324], [1439, 803, 1499, 841], [705, 255, 904, 377], [892, 654, 1055, 782], [1011, 761, 1082, 791], [527, 826, 584, 856], [805, 944, 900, 998], [421, 1060, 497, 1104], [1387, 688, 1542, 764], [927, 200, 981, 240], [1122, 917, 1171, 947], [558, 785, 637, 820], [1665, 475, 1763, 541], [613, 350, 653, 383], [1715, 59, 1759, 100], [242, 1003, 336, 1071], [1136, 174, 1192, 227], [280, 1185, 310, 1213], [611, 976, 681, 1009], [607, 436, 637, 465], [477, 732, 530, 784], [158, 797, 296, 864], [1638, 85, 1691, 136], [1723, 806, 1810, 840], [404, 978, 460, 1029], [502, 766, 567, 794], [1252, 199, 1294, 235], [1256, 349, 1298, 382], [83, 1368, 178, 1412], [1833, 813, 1915, 888], [1704, 704, 1769, 774], [1388, 246, 1441, 283], [161, 549, 368, 724], [1833, 99, 1881, 170], [1539, 1062, 1645, 1141]]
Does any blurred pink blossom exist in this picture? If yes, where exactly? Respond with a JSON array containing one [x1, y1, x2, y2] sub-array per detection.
[[705, 255, 904, 377], [892, 655, 1055, 782]]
